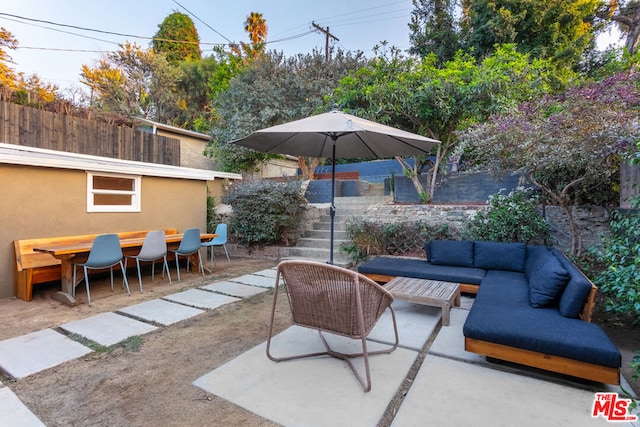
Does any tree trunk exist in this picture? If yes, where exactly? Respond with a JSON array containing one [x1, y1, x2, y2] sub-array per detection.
[[395, 156, 430, 203]]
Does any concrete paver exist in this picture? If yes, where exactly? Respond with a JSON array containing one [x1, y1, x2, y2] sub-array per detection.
[[117, 299, 204, 326], [60, 312, 158, 347], [194, 325, 419, 427], [251, 268, 278, 278], [200, 281, 267, 298], [230, 274, 278, 288], [369, 300, 441, 351], [0, 329, 92, 379], [0, 387, 45, 426], [162, 288, 240, 309]]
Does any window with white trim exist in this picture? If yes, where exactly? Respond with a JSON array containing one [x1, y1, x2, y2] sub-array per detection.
[[87, 172, 141, 212]]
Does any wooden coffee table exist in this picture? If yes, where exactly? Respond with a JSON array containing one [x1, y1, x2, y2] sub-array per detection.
[[383, 277, 460, 326]]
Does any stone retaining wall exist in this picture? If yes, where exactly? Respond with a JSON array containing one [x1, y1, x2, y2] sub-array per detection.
[[362, 203, 612, 253]]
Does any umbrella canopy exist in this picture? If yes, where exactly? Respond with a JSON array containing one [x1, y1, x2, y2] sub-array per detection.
[[232, 109, 440, 158], [232, 109, 441, 264]]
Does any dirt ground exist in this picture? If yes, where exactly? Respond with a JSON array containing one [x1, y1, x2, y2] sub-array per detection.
[[0, 257, 638, 427]]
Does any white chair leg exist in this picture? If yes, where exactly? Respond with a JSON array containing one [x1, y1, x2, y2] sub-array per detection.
[[223, 244, 231, 265], [120, 261, 130, 296], [84, 266, 91, 306], [198, 250, 205, 277], [174, 254, 181, 282], [163, 256, 172, 285], [135, 259, 143, 293]]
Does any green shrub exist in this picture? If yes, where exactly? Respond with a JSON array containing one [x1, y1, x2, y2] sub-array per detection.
[[587, 204, 640, 325], [463, 186, 550, 244], [341, 218, 452, 263], [223, 180, 306, 246]]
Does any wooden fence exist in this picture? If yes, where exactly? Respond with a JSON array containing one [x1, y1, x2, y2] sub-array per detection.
[[0, 102, 180, 166]]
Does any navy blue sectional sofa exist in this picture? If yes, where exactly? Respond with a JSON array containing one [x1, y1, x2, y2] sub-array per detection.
[[358, 240, 621, 384]]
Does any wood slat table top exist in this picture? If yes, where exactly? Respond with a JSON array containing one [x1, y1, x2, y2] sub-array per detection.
[[33, 233, 217, 256], [383, 276, 459, 305]]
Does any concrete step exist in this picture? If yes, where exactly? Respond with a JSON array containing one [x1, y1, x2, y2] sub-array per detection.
[[282, 247, 352, 264], [296, 237, 348, 248], [313, 221, 349, 231], [304, 229, 347, 239]]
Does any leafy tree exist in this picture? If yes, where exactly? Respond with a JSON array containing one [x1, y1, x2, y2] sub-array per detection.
[[463, 187, 550, 244], [334, 44, 568, 202], [152, 12, 201, 63], [208, 49, 367, 173], [461, 0, 601, 68], [81, 42, 182, 121], [0, 27, 18, 91], [408, 0, 459, 64], [458, 69, 640, 255], [588, 198, 640, 324], [223, 180, 306, 246]]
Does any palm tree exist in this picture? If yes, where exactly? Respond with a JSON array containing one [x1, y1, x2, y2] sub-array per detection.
[[244, 12, 268, 45]]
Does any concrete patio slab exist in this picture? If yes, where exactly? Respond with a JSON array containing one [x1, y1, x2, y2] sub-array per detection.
[[200, 281, 267, 298], [0, 329, 92, 379], [429, 307, 486, 364], [162, 288, 240, 309], [392, 355, 615, 427], [368, 301, 441, 351], [229, 273, 277, 288], [60, 312, 158, 347], [194, 325, 418, 427], [117, 299, 204, 326], [0, 387, 45, 426]]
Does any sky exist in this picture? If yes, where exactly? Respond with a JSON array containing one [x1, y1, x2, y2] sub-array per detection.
[[0, 0, 624, 95], [0, 0, 415, 93]]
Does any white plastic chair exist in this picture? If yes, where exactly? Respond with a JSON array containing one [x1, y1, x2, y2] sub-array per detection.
[[201, 224, 231, 266], [73, 234, 130, 306], [124, 230, 172, 293], [171, 228, 205, 282]]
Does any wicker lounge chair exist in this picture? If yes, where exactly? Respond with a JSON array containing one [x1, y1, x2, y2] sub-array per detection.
[[266, 260, 399, 392]]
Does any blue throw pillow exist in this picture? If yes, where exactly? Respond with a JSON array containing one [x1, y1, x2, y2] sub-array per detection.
[[424, 241, 432, 260], [429, 240, 474, 267], [527, 251, 570, 308], [552, 249, 594, 318], [474, 241, 526, 272]]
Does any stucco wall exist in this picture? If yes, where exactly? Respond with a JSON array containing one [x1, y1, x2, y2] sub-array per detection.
[[155, 129, 216, 171], [1, 164, 208, 299]]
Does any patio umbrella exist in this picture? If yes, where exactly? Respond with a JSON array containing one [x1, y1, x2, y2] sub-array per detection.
[[232, 108, 440, 264]]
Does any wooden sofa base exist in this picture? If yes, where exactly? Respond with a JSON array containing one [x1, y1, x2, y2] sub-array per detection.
[[465, 337, 620, 385]]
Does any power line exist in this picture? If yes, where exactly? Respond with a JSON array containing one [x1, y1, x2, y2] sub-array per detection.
[[0, 12, 226, 47], [171, 0, 233, 43]]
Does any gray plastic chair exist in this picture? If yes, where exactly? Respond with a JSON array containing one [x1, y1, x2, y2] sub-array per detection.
[[171, 228, 204, 282], [124, 230, 172, 293], [73, 234, 130, 306], [201, 223, 231, 266]]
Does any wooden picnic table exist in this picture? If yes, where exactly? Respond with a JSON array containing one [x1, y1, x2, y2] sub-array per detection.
[[33, 233, 216, 305]]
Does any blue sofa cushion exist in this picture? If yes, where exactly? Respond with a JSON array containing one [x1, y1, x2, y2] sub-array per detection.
[[551, 249, 594, 318], [430, 240, 474, 267], [475, 271, 529, 307], [357, 256, 486, 285], [474, 241, 526, 272], [463, 303, 621, 368], [526, 250, 570, 308]]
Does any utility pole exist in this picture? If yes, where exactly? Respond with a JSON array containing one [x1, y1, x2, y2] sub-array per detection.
[[312, 22, 339, 61]]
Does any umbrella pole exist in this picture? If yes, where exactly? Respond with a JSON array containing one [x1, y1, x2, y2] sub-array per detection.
[[329, 138, 336, 265]]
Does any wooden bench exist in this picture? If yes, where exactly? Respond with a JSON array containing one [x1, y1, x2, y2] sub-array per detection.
[[13, 229, 178, 302], [314, 171, 360, 180]]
